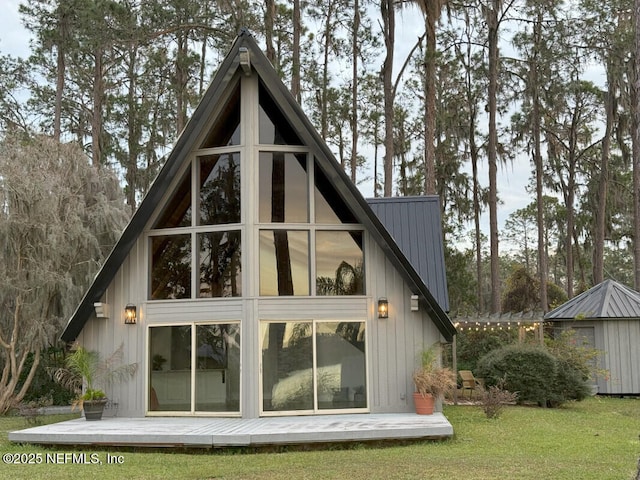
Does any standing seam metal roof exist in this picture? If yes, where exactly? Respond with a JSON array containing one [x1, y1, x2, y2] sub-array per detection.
[[544, 279, 640, 320], [367, 196, 449, 312]]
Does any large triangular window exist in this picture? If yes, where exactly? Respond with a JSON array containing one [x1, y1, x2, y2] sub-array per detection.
[[149, 82, 242, 300]]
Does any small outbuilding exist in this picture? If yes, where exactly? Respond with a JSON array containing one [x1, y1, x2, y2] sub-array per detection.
[[544, 279, 640, 395]]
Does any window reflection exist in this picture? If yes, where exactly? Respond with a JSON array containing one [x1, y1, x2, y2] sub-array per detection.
[[149, 324, 241, 413], [317, 322, 366, 410], [200, 83, 241, 148], [259, 81, 302, 145], [149, 325, 192, 412], [259, 230, 309, 296], [150, 235, 191, 299], [195, 324, 240, 412], [259, 152, 308, 223], [261, 321, 367, 412], [262, 322, 313, 411], [199, 153, 241, 225], [316, 231, 364, 295], [153, 166, 192, 229], [198, 231, 241, 297], [314, 161, 357, 224]]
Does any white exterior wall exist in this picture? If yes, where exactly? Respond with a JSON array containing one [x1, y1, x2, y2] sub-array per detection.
[[601, 320, 640, 394], [79, 229, 445, 418]]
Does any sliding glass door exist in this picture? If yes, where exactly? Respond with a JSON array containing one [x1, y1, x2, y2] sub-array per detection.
[[149, 323, 240, 414], [261, 320, 366, 414]]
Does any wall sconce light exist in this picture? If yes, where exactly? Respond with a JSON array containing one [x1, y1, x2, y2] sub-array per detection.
[[378, 298, 389, 319], [93, 302, 109, 319], [410, 295, 419, 312], [124, 304, 137, 325], [239, 47, 251, 75]]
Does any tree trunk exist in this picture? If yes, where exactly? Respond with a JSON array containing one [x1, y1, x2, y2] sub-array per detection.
[[91, 46, 104, 167], [424, 12, 437, 195], [594, 70, 613, 285], [126, 45, 139, 213], [487, 0, 501, 313], [635, 0, 640, 289], [291, 0, 301, 102], [176, 34, 188, 134], [382, 0, 395, 197], [350, 0, 360, 183], [320, 0, 335, 139], [54, 42, 65, 142], [265, 0, 276, 64], [532, 15, 548, 311]]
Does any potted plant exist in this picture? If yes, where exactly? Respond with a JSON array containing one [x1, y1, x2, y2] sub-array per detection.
[[412, 344, 456, 415], [54, 343, 137, 421]]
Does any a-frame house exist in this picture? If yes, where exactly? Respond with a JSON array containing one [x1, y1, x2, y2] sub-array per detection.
[[59, 30, 456, 420]]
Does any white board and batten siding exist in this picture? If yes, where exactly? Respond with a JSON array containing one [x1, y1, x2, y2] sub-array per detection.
[[78, 238, 147, 417], [601, 320, 640, 394], [78, 229, 445, 418], [367, 234, 445, 414]]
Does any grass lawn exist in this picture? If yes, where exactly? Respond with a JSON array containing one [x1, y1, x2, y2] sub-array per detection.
[[0, 397, 638, 479]]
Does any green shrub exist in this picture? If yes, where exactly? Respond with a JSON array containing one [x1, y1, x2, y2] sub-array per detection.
[[477, 344, 556, 406], [547, 358, 592, 407], [455, 329, 518, 372], [476, 343, 592, 408], [19, 348, 75, 406]]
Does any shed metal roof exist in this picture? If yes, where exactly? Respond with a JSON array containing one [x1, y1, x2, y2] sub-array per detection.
[[544, 279, 640, 320], [367, 196, 449, 312], [60, 30, 456, 343]]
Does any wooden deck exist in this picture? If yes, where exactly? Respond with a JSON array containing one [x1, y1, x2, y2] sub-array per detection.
[[9, 413, 453, 448]]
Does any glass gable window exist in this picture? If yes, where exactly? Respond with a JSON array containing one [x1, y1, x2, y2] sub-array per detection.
[[200, 83, 241, 148], [149, 81, 243, 301], [259, 230, 309, 296], [149, 323, 240, 414], [258, 152, 308, 223], [153, 167, 192, 229], [198, 231, 241, 297], [199, 153, 241, 225], [149, 160, 242, 300], [314, 162, 358, 224], [261, 321, 366, 413], [257, 155, 364, 296], [259, 81, 302, 145], [150, 235, 192, 300], [316, 231, 364, 296]]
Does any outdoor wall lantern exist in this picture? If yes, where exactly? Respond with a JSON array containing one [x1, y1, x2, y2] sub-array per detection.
[[378, 298, 389, 319], [410, 294, 419, 312], [124, 304, 137, 325]]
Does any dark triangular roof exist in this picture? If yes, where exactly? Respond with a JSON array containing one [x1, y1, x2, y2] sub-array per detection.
[[367, 196, 449, 312], [544, 279, 640, 320], [61, 30, 456, 343]]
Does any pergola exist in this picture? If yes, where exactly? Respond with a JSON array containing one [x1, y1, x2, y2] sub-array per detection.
[[453, 310, 545, 342], [450, 311, 545, 404]]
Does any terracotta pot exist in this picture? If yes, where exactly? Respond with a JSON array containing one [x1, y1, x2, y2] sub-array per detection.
[[413, 392, 435, 415]]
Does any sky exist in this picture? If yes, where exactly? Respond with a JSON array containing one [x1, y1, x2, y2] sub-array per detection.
[[0, 0, 534, 245]]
